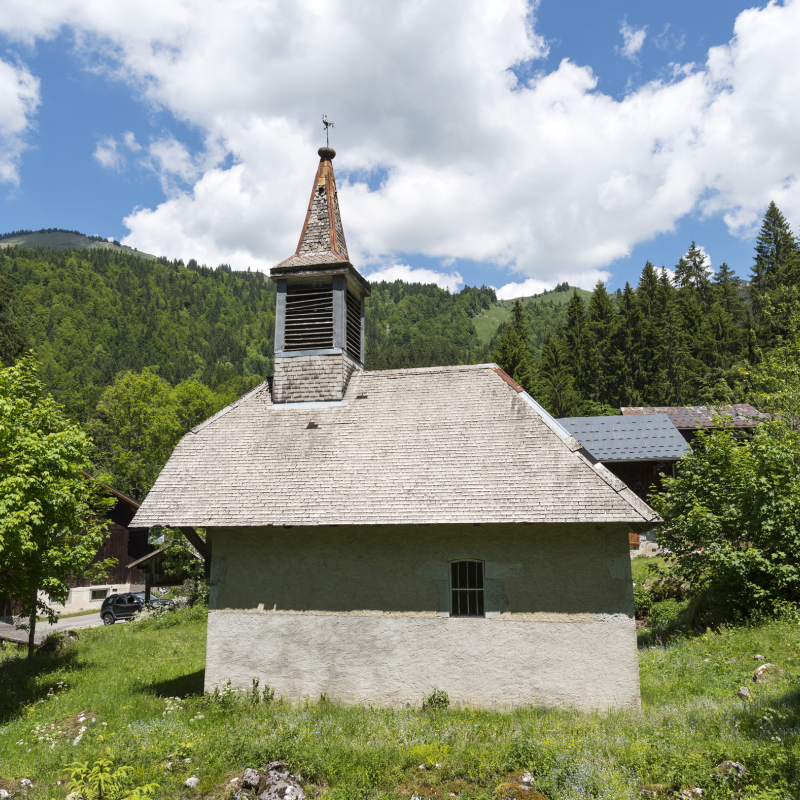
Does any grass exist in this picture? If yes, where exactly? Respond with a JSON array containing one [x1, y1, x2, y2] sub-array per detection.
[[472, 288, 595, 347], [1, 602, 799, 800]]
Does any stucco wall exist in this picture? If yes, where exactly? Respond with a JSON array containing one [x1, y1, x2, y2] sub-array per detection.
[[205, 523, 640, 710]]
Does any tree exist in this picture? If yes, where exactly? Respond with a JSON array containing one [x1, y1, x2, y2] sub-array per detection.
[[534, 334, 581, 418], [0, 274, 28, 367], [652, 305, 800, 622], [751, 201, 798, 299], [492, 299, 535, 392], [0, 355, 115, 656], [91, 369, 184, 501]]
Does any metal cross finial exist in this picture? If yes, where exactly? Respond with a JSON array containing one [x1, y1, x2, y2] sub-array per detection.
[[322, 115, 335, 147]]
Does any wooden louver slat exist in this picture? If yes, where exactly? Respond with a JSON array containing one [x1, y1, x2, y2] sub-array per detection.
[[284, 283, 333, 350], [345, 290, 361, 360]]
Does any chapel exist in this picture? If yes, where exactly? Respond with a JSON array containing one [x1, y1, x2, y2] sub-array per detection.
[[132, 146, 659, 710]]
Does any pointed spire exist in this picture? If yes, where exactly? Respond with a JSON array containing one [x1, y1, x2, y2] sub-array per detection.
[[275, 147, 350, 269]]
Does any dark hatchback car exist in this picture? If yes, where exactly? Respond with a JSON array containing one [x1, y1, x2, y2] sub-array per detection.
[[100, 593, 143, 624]]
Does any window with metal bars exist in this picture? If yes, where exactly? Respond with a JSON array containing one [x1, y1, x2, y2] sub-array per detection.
[[284, 282, 333, 350], [345, 290, 361, 360], [450, 560, 484, 617]]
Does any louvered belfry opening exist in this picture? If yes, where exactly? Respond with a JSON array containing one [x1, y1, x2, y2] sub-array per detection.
[[284, 281, 334, 351], [270, 146, 371, 403], [345, 290, 361, 360], [451, 560, 485, 617]]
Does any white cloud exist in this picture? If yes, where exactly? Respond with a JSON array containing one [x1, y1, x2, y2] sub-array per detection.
[[1, 0, 800, 286], [0, 58, 39, 186], [93, 136, 125, 171], [496, 268, 611, 300], [617, 18, 647, 62], [363, 264, 463, 293], [122, 130, 141, 151]]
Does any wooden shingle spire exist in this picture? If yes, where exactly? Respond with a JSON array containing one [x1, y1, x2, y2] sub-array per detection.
[[277, 148, 349, 269]]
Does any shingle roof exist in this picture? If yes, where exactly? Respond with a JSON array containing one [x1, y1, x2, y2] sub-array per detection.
[[132, 364, 659, 530], [557, 414, 688, 462], [620, 403, 769, 429]]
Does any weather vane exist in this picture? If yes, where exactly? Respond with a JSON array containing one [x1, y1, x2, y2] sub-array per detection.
[[322, 115, 335, 147]]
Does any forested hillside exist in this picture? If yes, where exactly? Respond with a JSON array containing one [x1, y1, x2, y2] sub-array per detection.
[[0, 201, 797, 498]]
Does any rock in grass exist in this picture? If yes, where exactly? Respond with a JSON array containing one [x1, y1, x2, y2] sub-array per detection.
[[242, 769, 262, 790], [639, 786, 669, 797], [713, 761, 746, 778], [255, 761, 305, 800], [184, 776, 200, 788], [753, 663, 779, 682], [492, 783, 549, 799], [753, 654, 765, 660], [737, 686, 751, 699]]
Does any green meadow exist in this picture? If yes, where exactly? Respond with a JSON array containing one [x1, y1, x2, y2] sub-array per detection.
[[0, 598, 798, 800]]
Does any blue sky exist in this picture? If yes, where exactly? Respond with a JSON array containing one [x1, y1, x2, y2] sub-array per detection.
[[1, 0, 797, 296]]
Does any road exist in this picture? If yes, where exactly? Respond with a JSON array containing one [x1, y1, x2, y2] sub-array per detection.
[[0, 612, 105, 646]]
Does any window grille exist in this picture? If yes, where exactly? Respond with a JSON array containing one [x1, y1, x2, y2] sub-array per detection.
[[345, 289, 361, 360], [284, 282, 333, 350], [450, 560, 484, 617], [91, 588, 109, 601]]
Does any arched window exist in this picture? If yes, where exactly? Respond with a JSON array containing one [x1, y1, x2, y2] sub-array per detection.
[[450, 560, 484, 617]]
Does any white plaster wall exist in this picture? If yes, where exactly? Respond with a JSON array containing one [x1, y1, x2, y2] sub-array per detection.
[[205, 611, 640, 711]]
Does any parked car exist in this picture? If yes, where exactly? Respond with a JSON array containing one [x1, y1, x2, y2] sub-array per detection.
[[100, 593, 143, 624]]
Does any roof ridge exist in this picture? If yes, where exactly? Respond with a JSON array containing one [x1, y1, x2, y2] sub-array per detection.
[[361, 363, 496, 377]]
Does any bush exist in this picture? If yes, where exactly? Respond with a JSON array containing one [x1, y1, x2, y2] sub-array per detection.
[[633, 584, 653, 618], [421, 687, 450, 711], [648, 599, 682, 629]]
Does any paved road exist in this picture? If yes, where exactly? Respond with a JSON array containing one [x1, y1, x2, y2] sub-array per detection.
[[0, 612, 105, 646]]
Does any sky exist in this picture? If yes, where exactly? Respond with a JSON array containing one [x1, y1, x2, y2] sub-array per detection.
[[1, 0, 799, 297]]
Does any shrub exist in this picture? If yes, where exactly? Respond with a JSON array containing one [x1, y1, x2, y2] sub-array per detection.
[[421, 687, 450, 711], [649, 599, 682, 629], [633, 584, 653, 618]]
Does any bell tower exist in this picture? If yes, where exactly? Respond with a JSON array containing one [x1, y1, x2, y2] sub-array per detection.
[[270, 147, 371, 403]]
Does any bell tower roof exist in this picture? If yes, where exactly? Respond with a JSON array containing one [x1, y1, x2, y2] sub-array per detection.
[[271, 147, 370, 296]]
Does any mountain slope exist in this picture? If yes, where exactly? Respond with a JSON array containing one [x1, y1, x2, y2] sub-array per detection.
[[0, 228, 157, 259]]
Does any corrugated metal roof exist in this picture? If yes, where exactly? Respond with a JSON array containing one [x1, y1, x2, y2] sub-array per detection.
[[557, 414, 688, 462], [620, 404, 768, 429]]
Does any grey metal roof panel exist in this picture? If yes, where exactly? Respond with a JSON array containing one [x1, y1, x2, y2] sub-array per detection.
[[131, 365, 658, 529], [556, 414, 689, 462]]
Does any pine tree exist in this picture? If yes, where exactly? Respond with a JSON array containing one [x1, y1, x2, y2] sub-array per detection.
[[534, 333, 581, 418], [492, 299, 535, 392], [585, 282, 616, 405], [655, 268, 690, 404], [634, 263, 660, 401], [564, 289, 587, 395], [751, 201, 798, 299]]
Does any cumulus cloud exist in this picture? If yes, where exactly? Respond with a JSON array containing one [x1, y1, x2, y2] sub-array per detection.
[[122, 130, 141, 151], [0, 58, 40, 186], [1, 0, 800, 286], [363, 264, 463, 292], [496, 268, 612, 300], [93, 136, 125, 171], [617, 18, 647, 62]]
